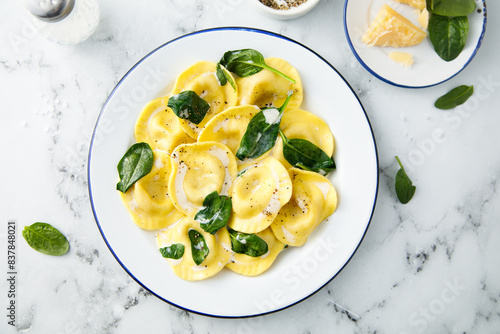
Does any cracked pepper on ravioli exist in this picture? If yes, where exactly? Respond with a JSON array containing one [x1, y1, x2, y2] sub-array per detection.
[[272, 108, 335, 170], [198, 104, 271, 164], [118, 52, 340, 281], [170, 61, 238, 139], [134, 96, 195, 153], [236, 57, 303, 111], [228, 156, 292, 234], [271, 168, 337, 247], [120, 150, 184, 230], [168, 141, 238, 217]]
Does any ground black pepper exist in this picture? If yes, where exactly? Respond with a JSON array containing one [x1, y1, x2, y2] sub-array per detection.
[[259, 0, 308, 10]]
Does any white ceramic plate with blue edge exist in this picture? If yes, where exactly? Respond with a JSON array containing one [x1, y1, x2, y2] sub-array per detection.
[[344, 0, 487, 88], [88, 27, 379, 318]]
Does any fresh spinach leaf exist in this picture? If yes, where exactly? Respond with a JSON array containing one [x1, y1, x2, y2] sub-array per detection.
[[195, 191, 232, 234], [427, 0, 440, 12], [188, 229, 209, 265], [116, 142, 154, 193], [236, 92, 293, 160], [428, 14, 469, 62], [159, 244, 185, 260], [216, 62, 227, 86], [22, 222, 69, 256], [426, 0, 475, 16], [167, 90, 210, 125], [218, 49, 296, 85], [228, 228, 269, 257], [395, 156, 416, 204], [216, 63, 236, 91], [279, 130, 336, 176], [435, 85, 474, 109]]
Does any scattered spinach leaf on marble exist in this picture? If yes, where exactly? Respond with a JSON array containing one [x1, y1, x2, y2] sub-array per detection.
[[116, 142, 154, 193], [159, 244, 185, 260], [279, 130, 336, 176], [167, 90, 210, 125], [228, 227, 269, 257], [428, 14, 469, 62], [22, 222, 69, 256], [395, 156, 416, 204], [426, 0, 475, 17], [188, 229, 209, 265], [434, 85, 474, 109], [236, 92, 293, 160], [195, 191, 232, 234], [217, 49, 296, 85]]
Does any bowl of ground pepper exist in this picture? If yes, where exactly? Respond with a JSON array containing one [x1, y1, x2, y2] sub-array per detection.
[[249, 0, 320, 20]]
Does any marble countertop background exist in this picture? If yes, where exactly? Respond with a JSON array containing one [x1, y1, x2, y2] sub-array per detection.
[[1, 0, 499, 333]]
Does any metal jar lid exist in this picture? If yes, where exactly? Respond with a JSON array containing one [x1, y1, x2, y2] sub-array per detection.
[[23, 0, 76, 22]]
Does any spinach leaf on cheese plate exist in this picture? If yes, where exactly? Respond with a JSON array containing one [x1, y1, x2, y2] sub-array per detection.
[[428, 14, 469, 62]]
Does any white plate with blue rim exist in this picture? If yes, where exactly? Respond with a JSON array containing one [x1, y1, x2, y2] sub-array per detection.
[[344, 0, 487, 88], [88, 27, 379, 318]]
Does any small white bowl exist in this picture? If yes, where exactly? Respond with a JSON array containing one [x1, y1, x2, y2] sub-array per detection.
[[248, 0, 320, 20]]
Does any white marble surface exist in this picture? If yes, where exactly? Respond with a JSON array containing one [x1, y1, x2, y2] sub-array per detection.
[[1, 0, 499, 333]]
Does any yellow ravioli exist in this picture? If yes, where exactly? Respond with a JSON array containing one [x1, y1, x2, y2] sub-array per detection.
[[228, 157, 292, 234], [198, 104, 270, 164], [271, 168, 337, 246], [134, 96, 194, 153], [169, 142, 238, 217], [170, 61, 238, 139], [236, 57, 303, 111], [198, 105, 260, 154], [226, 227, 286, 276], [156, 217, 232, 281], [272, 108, 335, 169], [120, 150, 184, 230]]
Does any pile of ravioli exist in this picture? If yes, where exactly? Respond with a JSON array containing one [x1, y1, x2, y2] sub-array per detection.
[[120, 57, 338, 281]]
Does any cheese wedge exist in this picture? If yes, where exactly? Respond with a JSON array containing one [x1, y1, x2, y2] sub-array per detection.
[[394, 0, 426, 10], [418, 8, 429, 30], [362, 4, 427, 47]]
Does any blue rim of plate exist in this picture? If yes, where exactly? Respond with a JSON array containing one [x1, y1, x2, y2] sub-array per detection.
[[343, 0, 488, 89], [87, 26, 379, 318]]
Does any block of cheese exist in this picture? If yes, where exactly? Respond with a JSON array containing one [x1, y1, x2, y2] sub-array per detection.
[[394, 0, 426, 10], [362, 4, 427, 47]]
